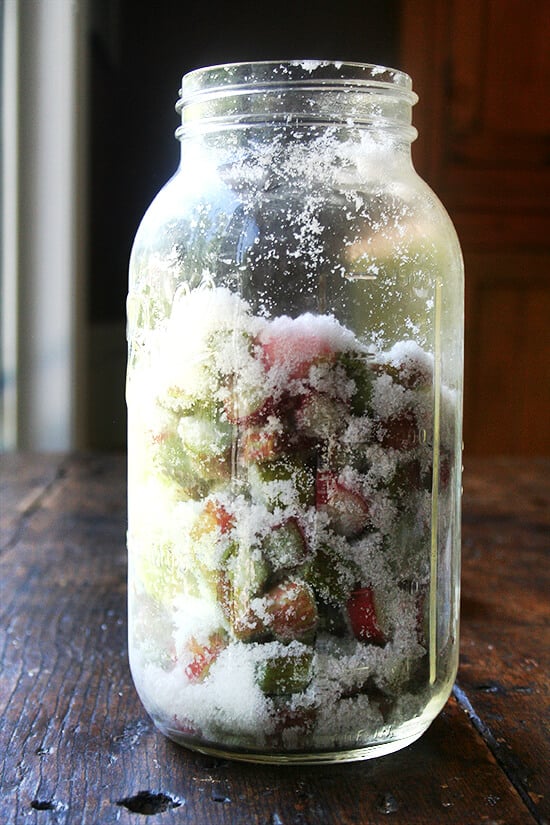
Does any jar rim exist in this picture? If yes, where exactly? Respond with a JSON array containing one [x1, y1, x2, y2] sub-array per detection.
[[177, 59, 417, 110]]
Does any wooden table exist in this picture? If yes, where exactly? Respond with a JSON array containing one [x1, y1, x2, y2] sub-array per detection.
[[1, 454, 548, 824]]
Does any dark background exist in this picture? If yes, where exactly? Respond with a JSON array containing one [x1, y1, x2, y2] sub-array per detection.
[[88, 0, 400, 327]]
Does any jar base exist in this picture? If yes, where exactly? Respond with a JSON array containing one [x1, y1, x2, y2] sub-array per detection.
[[157, 721, 430, 765]]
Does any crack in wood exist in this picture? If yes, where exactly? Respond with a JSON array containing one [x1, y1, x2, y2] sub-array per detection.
[[2, 460, 68, 555], [453, 682, 545, 825]]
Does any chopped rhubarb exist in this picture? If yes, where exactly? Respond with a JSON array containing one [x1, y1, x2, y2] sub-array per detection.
[[346, 587, 386, 645], [267, 699, 317, 744], [191, 499, 235, 539], [264, 579, 319, 643], [316, 470, 371, 537], [378, 412, 418, 451], [262, 517, 307, 570], [240, 426, 281, 463], [184, 633, 227, 682], [128, 284, 458, 751], [303, 544, 360, 606], [339, 351, 373, 415], [223, 385, 271, 425], [260, 328, 334, 380], [255, 647, 314, 695], [294, 392, 347, 441]]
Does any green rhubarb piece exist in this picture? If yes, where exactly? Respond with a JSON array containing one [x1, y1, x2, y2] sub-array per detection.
[[326, 442, 371, 474], [250, 456, 315, 509], [151, 415, 213, 498], [219, 541, 271, 640], [228, 542, 271, 604], [150, 412, 187, 478], [382, 514, 429, 581], [385, 458, 425, 501], [194, 543, 235, 603], [380, 651, 429, 696], [261, 519, 307, 571], [178, 412, 232, 479], [151, 403, 234, 496], [339, 351, 374, 416], [303, 543, 360, 606], [223, 377, 269, 423], [255, 647, 314, 695]]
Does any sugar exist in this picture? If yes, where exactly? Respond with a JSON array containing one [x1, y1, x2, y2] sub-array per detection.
[[129, 283, 455, 752], [316, 693, 384, 743], [371, 373, 410, 420], [363, 444, 398, 484], [291, 60, 331, 73], [154, 286, 265, 410], [194, 643, 267, 735], [259, 312, 358, 376], [386, 340, 434, 382], [172, 594, 224, 654]]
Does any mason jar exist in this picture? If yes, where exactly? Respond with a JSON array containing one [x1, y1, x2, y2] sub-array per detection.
[[126, 60, 464, 763]]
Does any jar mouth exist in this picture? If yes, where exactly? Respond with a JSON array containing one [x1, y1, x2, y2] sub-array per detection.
[[178, 60, 417, 104], [176, 59, 418, 138]]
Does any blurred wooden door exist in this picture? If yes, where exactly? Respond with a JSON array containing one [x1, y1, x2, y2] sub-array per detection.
[[401, 0, 550, 455]]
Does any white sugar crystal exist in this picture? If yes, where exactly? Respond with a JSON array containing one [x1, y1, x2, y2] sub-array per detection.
[[172, 594, 223, 654], [387, 340, 433, 376], [154, 286, 265, 407], [371, 373, 410, 419], [260, 312, 357, 353]]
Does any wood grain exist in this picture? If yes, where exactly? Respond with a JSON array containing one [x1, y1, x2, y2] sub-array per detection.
[[457, 458, 550, 823], [1, 454, 548, 824]]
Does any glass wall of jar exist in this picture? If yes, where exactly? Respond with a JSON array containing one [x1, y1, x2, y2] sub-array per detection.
[[126, 60, 464, 763]]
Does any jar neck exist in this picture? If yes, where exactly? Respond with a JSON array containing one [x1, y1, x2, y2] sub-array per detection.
[[176, 60, 418, 146]]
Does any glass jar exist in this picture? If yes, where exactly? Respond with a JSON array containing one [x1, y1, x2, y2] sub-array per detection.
[[126, 60, 464, 764]]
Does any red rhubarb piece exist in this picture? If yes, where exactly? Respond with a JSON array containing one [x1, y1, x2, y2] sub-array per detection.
[[184, 633, 226, 682], [241, 426, 280, 463], [265, 579, 319, 643], [316, 471, 371, 538], [378, 411, 418, 451], [346, 587, 386, 645], [260, 329, 334, 380], [191, 499, 235, 539]]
